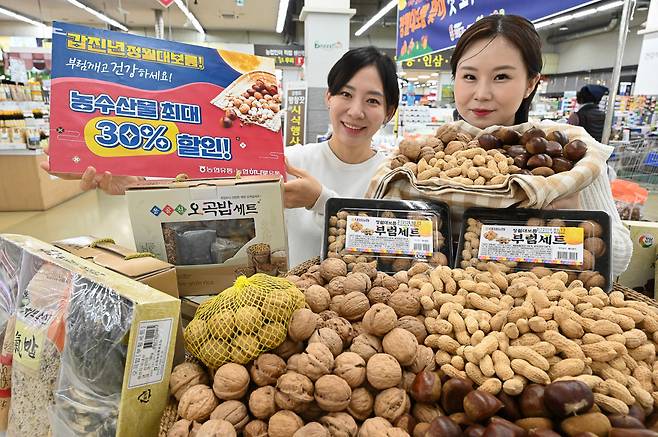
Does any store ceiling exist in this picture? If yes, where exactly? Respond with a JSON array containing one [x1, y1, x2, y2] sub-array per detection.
[[0, 0, 649, 43], [0, 0, 280, 32], [0, 0, 390, 33]]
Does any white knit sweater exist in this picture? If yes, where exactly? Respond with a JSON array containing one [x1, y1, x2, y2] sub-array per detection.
[[580, 170, 632, 277]]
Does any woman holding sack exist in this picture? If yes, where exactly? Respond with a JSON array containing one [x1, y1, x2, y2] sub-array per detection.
[[440, 14, 631, 276]]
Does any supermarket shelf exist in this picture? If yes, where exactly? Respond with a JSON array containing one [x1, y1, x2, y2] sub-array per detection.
[[0, 148, 42, 156]]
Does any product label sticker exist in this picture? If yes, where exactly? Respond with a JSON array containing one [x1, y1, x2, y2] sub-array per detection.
[[477, 225, 584, 265], [128, 318, 173, 389], [345, 216, 433, 257], [13, 318, 46, 371], [49, 22, 284, 179]]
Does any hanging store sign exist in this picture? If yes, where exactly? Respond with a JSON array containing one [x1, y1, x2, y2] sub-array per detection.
[[254, 45, 305, 67], [284, 82, 307, 147], [157, 0, 175, 7], [397, 0, 597, 62]]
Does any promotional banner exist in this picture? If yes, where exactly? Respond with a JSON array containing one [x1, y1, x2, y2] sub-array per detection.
[[49, 22, 285, 179], [284, 82, 307, 146], [397, 0, 598, 62]]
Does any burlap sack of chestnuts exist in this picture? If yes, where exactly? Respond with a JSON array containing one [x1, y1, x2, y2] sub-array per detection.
[[367, 120, 612, 217]]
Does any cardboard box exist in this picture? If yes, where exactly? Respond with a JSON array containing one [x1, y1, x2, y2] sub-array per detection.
[[52, 235, 185, 364], [126, 175, 288, 295], [0, 234, 180, 437], [52, 236, 179, 298], [0, 152, 82, 211], [617, 220, 658, 298]]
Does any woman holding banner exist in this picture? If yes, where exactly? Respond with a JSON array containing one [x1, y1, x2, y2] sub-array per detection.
[[41, 46, 401, 267]]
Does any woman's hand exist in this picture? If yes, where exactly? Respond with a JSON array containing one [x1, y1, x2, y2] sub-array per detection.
[[80, 167, 145, 195], [284, 160, 322, 209], [546, 192, 581, 210], [39, 145, 143, 195]]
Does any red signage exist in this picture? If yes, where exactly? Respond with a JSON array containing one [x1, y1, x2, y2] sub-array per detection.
[[157, 0, 175, 8]]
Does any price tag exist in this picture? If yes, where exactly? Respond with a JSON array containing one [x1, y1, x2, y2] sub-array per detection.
[[477, 225, 584, 265], [345, 216, 433, 257]]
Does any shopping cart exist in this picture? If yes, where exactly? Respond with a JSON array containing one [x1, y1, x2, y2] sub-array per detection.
[[608, 136, 658, 192]]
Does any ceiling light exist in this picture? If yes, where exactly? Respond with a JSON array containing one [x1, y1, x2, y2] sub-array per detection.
[[597, 1, 624, 11], [418, 75, 430, 79], [552, 15, 572, 24], [65, 0, 128, 31], [276, 0, 290, 33], [0, 6, 49, 28], [174, 0, 205, 36], [398, 71, 406, 76], [559, 25, 569, 31], [534, 19, 554, 29], [573, 8, 598, 18], [430, 72, 439, 77], [355, 0, 396, 36]]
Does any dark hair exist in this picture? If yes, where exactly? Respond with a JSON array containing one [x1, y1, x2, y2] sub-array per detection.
[[327, 46, 400, 119], [577, 85, 608, 104], [576, 88, 596, 104], [450, 15, 542, 125]]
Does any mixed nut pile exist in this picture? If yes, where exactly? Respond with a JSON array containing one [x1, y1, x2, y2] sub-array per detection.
[[167, 257, 658, 436], [391, 124, 587, 184]]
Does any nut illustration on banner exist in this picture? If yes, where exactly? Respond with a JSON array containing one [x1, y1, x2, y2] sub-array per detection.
[[211, 71, 282, 132], [484, 230, 497, 241]]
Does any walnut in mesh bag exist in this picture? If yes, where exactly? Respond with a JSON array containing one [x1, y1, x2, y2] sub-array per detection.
[[185, 274, 305, 368]]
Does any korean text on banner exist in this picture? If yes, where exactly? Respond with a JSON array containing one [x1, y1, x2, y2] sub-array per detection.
[[397, 0, 598, 62], [49, 22, 284, 179]]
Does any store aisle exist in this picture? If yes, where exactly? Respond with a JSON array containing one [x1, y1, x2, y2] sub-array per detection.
[[0, 190, 135, 248]]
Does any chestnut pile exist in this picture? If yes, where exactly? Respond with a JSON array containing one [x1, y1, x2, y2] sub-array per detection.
[[414, 374, 658, 437], [478, 127, 587, 177]]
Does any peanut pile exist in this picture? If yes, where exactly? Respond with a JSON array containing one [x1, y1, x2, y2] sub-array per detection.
[[168, 258, 658, 436]]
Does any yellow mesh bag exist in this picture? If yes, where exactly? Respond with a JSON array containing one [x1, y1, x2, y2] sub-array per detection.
[[184, 274, 305, 368]]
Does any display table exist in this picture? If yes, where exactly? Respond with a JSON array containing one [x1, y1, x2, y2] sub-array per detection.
[[0, 150, 83, 211]]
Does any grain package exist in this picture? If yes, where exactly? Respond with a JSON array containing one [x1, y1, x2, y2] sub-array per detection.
[[7, 260, 70, 437], [0, 239, 23, 430], [0, 234, 180, 437], [126, 175, 288, 295]]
